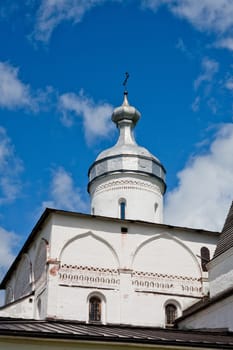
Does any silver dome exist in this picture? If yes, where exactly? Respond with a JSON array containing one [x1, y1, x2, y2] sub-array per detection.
[[88, 92, 166, 193]]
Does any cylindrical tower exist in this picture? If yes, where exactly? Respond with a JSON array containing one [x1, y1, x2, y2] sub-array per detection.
[[88, 92, 166, 223]]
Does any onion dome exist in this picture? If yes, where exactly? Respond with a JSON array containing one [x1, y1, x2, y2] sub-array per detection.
[[111, 91, 140, 125], [88, 92, 166, 193]]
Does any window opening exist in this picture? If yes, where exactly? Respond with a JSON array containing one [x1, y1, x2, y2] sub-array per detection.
[[165, 304, 177, 325], [37, 298, 42, 319], [89, 296, 101, 322], [200, 247, 210, 272], [119, 200, 126, 220]]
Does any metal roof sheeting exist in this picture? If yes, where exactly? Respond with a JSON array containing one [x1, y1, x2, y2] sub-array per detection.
[[1, 318, 233, 348], [214, 201, 233, 259]]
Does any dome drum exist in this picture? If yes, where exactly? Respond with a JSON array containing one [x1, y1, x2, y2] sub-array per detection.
[[88, 154, 166, 194], [89, 173, 164, 223]]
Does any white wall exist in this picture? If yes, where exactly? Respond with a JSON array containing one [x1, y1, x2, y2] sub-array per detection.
[[90, 173, 163, 223], [0, 217, 53, 319], [0, 295, 34, 318], [208, 247, 233, 298], [44, 213, 217, 326], [179, 294, 233, 331], [0, 212, 218, 326]]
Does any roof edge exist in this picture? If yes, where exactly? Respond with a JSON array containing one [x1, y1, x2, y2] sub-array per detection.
[[0, 208, 219, 289]]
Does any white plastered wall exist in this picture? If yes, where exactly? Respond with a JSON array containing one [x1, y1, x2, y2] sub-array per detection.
[[0, 212, 218, 325], [179, 294, 233, 331], [44, 213, 217, 326], [0, 217, 53, 319], [208, 247, 233, 298], [90, 173, 164, 224]]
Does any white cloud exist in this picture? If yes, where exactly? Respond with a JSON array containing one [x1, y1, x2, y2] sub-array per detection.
[[42, 166, 88, 212], [170, 0, 233, 34], [164, 123, 233, 231], [33, 0, 117, 43], [225, 77, 233, 91], [141, 0, 169, 11], [0, 226, 19, 306], [175, 37, 193, 58], [0, 226, 19, 277], [0, 61, 53, 112], [194, 57, 219, 91], [215, 37, 233, 51], [59, 91, 114, 144], [3, 0, 233, 47], [142, 0, 233, 35], [0, 127, 23, 204], [0, 127, 23, 304], [0, 62, 34, 110], [192, 57, 219, 113], [142, 1, 233, 55], [191, 96, 200, 112]]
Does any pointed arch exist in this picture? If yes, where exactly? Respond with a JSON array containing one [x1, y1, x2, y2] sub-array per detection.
[[132, 231, 202, 277], [59, 231, 120, 268], [14, 253, 32, 300], [34, 238, 48, 282]]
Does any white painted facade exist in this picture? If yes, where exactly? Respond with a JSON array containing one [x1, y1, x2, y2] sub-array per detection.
[[208, 247, 233, 298], [178, 229, 233, 331], [89, 174, 164, 223], [0, 211, 218, 327], [178, 293, 233, 331]]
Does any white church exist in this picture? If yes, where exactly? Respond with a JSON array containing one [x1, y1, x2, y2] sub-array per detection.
[[0, 91, 233, 349]]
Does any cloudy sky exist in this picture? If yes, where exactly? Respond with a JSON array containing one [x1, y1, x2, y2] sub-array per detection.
[[0, 0, 233, 286]]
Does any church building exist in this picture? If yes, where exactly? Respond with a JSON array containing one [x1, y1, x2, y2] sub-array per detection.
[[0, 92, 233, 349]]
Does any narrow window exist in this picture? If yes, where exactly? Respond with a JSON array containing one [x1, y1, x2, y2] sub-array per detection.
[[154, 202, 158, 213], [119, 199, 126, 220], [165, 304, 177, 326], [201, 247, 210, 272], [89, 296, 101, 322], [5, 286, 13, 304], [37, 298, 42, 319]]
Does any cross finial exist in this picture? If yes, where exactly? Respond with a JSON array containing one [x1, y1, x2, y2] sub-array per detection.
[[123, 72, 130, 92]]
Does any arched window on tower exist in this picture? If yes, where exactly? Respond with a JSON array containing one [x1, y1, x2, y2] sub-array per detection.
[[119, 199, 126, 220], [165, 304, 177, 326], [200, 246, 210, 272], [89, 296, 102, 322]]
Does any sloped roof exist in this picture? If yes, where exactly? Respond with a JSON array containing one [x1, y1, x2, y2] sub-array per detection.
[[0, 318, 233, 348], [0, 207, 219, 289], [214, 201, 233, 259]]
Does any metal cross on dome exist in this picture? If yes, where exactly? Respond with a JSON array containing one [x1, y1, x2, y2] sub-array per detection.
[[123, 72, 130, 92]]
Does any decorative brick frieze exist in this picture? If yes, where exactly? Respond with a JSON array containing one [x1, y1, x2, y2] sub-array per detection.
[[58, 265, 120, 289], [93, 179, 161, 196], [58, 264, 203, 297], [132, 271, 203, 297]]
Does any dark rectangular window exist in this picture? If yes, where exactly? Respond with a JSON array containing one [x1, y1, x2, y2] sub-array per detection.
[[120, 201, 126, 220], [201, 247, 210, 272], [89, 297, 101, 322]]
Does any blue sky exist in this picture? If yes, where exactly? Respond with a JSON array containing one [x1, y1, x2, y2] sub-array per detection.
[[0, 0, 233, 282]]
